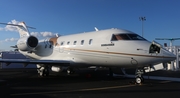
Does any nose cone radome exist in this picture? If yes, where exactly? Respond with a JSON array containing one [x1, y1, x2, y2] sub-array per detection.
[[162, 49, 176, 62]]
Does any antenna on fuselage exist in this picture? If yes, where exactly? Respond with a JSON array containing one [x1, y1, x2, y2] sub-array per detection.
[[94, 27, 99, 31], [55, 33, 59, 37]]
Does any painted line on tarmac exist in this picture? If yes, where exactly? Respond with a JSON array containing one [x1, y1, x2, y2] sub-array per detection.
[[159, 81, 172, 83], [114, 74, 180, 82], [11, 84, 137, 96]]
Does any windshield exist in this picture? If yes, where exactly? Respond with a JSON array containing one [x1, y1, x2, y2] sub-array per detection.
[[111, 34, 147, 41]]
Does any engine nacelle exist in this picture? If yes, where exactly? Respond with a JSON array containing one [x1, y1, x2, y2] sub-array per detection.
[[17, 36, 38, 51], [51, 66, 66, 72]]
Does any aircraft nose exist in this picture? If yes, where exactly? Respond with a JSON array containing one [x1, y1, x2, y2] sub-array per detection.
[[162, 48, 176, 62]]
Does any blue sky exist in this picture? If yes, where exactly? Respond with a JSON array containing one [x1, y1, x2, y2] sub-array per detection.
[[0, 0, 180, 50]]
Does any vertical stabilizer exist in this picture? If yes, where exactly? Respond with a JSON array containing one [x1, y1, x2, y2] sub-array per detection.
[[17, 22, 30, 38]]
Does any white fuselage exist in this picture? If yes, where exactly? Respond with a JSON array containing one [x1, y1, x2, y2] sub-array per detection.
[[19, 28, 175, 68]]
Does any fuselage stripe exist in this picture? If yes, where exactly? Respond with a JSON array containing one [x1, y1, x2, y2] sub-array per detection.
[[62, 48, 174, 59]]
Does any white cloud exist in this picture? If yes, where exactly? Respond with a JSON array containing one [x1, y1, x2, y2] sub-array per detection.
[[2, 31, 58, 42], [5, 38, 18, 42], [30, 32, 40, 37], [4, 20, 19, 32], [0, 27, 3, 31], [31, 31, 58, 38], [40, 32, 56, 37]]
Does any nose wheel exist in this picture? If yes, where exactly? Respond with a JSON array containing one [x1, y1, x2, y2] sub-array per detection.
[[135, 68, 144, 84], [135, 76, 144, 84]]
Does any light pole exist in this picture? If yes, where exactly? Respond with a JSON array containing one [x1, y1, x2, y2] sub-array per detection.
[[139, 17, 146, 37]]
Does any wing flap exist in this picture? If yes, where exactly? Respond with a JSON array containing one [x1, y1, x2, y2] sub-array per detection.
[[0, 59, 71, 65]]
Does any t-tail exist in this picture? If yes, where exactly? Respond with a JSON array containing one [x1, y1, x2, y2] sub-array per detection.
[[0, 21, 38, 52], [17, 22, 30, 38], [0, 21, 35, 38], [15, 22, 38, 51]]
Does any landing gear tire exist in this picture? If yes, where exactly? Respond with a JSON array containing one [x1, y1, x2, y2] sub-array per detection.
[[67, 68, 74, 75], [135, 68, 145, 84], [135, 76, 144, 84], [43, 68, 49, 76], [38, 67, 49, 77], [109, 68, 113, 78]]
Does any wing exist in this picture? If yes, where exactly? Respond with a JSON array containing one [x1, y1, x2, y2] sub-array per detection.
[[0, 59, 71, 66], [155, 38, 180, 40]]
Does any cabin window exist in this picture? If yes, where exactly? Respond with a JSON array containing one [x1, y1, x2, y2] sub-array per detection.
[[81, 40, 84, 45], [73, 41, 77, 45], [61, 41, 64, 46], [67, 41, 70, 45], [49, 45, 52, 48], [89, 39, 93, 45]]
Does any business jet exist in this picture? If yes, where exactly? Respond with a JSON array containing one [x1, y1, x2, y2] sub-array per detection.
[[0, 22, 176, 84]]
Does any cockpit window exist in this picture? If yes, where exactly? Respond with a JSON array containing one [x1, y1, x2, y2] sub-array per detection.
[[128, 34, 146, 40], [111, 34, 146, 41]]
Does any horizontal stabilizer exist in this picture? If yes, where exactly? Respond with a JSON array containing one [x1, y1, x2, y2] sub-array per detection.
[[0, 22, 35, 38]]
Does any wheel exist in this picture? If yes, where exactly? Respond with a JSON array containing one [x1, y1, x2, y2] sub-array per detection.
[[44, 68, 49, 76], [67, 69, 71, 74], [39, 68, 49, 77], [135, 76, 143, 84], [108, 68, 113, 77], [67, 68, 74, 74]]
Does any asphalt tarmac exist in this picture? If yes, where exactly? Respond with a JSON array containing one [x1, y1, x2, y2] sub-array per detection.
[[0, 68, 180, 98]]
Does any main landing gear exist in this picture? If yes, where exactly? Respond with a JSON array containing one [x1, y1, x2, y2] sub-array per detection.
[[67, 67, 75, 75], [37, 64, 49, 77], [109, 68, 113, 77], [135, 68, 144, 84]]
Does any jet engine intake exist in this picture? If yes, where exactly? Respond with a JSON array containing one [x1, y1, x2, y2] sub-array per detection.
[[17, 36, 38, 51]]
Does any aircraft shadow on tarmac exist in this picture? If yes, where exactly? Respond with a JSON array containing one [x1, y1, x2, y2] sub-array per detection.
[[1, 68, 180, 98]]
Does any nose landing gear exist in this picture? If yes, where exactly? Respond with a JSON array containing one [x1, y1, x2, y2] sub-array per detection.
[[135, 68, 144, 84]]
